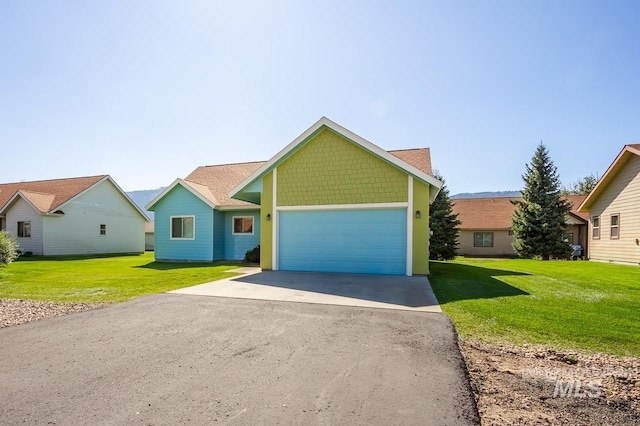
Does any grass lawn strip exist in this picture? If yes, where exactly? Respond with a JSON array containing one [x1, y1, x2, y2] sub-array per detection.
[[429, 258, 640, 357], [0, 252, 241, 303]]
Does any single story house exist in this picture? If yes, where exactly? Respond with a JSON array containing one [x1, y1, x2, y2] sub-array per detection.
[[0, 175, 148, 256], [145, 221, 154, 251], [147, 117, 443, 275], [578, 144, 640, 264], [453, 195, 589, 257]]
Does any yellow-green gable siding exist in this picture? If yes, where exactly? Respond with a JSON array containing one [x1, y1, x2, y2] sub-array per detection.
[[260, 171, 273, 270], [412, 180, 431, 274], [277, 129, 408, 206]]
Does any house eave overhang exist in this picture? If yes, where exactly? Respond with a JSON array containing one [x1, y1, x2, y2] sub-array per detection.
[[216, 205, 260, 211], [578, 144, 640, 213], [229, 117, 444, 205]]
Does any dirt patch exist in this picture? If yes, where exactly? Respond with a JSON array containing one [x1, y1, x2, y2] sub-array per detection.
[[0, 298, 105, 328], [460, 338, 640, 425]]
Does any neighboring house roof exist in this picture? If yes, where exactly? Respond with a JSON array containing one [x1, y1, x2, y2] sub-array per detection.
[[0, 175, 106, 214], [453, 195, 588, 230], [0, 175, 149, 220], [230, 116, 442, 204], [578, 144, 640, 212]]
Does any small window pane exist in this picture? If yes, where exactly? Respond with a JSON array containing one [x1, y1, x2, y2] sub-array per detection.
[[172, 218, 183, 238], [473, 232, 493, 247], [233, 217, 253, 234], [611, 215, 619, 226], [17, 221, 31, 238], [183, 217, 194, 238], [100, 224, 106, 235]]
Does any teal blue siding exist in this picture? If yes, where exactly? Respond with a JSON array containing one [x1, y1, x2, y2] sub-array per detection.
[[153, 185, 214, 261], [213, 210, 226, 260], [278, 209, 407, 275], [224, 210, 260, 260]]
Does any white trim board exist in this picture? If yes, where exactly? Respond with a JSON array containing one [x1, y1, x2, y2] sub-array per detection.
[[406, 176, 413, 276], [272, 168, 278, 271], [276, 202, 408, 211]]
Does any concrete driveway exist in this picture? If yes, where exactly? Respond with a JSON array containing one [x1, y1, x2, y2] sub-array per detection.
[[170, 268, 442, 312], [0, 294, 478, 425]]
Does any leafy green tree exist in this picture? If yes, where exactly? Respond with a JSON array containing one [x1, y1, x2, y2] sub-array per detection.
[[0, 230, 20, 267], [429, 171, 461, 260], [563, 173, 598, 195], [511, 143, 572, 260]]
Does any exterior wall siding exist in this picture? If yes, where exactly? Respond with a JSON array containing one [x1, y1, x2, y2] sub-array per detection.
[[277, 129, 408, 206], [5, 198, 44, 255], [412, 180, 430, 274], [459, 230, 515, 256], [153, 185, 214, 261], [224, 210, 260, 261], [213, 210, 226, 260], [260, 172, 273, 269], [588, 155, 640, 264], [41, 179, 145, 256]]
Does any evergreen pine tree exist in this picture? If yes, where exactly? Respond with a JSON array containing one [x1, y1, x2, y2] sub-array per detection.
[[511, 143, 572, 260], [429, 172, 462, 260]]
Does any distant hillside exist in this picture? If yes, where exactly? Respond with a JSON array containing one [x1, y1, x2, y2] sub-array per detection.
[[451, 191, 521, 199], [126, 188, 165, 220]]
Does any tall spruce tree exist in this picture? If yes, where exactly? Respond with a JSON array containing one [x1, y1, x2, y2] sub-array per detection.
[[511, 143, 572, 260], [429, 171, 461, 260]]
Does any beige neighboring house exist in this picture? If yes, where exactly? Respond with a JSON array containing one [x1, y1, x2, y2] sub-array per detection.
[[453, 195, 589, 257], [145, 221, 154, 251], [578, 144, 640, 264]]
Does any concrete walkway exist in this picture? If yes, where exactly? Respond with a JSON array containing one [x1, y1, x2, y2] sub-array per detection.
[[170, 269, 442, 312]]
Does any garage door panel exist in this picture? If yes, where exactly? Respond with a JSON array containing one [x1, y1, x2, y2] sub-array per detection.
[[278, 209, 406, 275]]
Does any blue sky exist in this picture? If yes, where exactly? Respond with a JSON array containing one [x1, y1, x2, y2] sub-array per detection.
[[1, 1, 639, 194]]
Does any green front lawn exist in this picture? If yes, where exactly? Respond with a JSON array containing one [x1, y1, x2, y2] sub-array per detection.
[[430, 258, 640, 356], [0, 253, 240, 303]]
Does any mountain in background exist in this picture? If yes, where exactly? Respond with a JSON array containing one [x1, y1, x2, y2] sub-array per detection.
[[126, 188, 165, 220], [451, 191, 521, 199]]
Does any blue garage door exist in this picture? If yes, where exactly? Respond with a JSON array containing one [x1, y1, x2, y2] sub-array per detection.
[[278, 209, 407, 275]]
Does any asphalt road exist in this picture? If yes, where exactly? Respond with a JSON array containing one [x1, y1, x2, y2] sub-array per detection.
[[0, 294, 479, 425]]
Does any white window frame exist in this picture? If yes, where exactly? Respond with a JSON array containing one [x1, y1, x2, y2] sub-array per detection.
[[170, 216, 195, 240], [17, 221, 31, 238], [100, 224, 107, 236], [232, 216, 254, 235]]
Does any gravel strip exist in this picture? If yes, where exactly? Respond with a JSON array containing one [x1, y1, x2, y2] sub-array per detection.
[[1, 298, 105, 328], [460, 338, 640, 425]]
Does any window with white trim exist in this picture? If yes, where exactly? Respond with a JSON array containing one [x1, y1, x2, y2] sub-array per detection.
[[473, 232, 494, 247], [17, 221, 31, 238], [610, 214, 620, 239], [233, 216, 254, 235], [592, 216, 600, 239], [100, 224, 106, 236], [171, 216, 195, 239]]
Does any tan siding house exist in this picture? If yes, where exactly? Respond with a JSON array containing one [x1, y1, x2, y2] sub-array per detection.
[[578, 144, 640, 265], [453, 195, 588, 257]]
